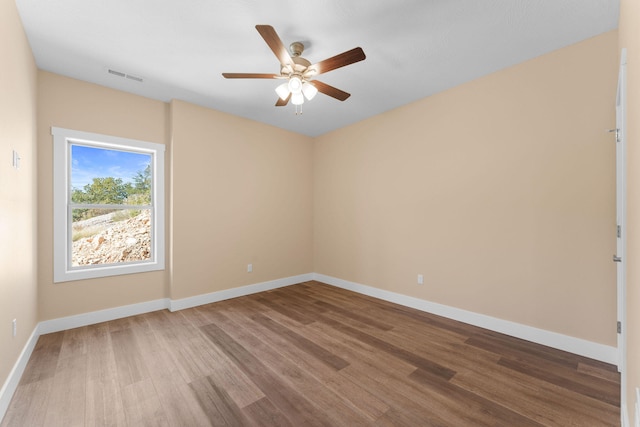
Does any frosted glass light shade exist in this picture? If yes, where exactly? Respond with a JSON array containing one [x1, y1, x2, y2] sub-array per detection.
[[275, 82, 290, 100], [288, 76, 303, 93], [291, 92, 304, 105], [302, 82, 318, 100]]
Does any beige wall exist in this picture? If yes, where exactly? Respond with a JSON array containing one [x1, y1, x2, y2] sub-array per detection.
[[35, 79, 314, 317], [0, 0, 38, 394], [37, 72, 169, 320], [314, 31, 618, 346], [619, 0, 640, 422], [170, 100, 313, 300]]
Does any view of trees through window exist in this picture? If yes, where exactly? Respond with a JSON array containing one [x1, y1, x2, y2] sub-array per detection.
[[70, 144, 153, 267]]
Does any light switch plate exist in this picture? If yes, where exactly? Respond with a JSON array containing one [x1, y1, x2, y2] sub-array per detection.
[[12, 150, 20, 169]]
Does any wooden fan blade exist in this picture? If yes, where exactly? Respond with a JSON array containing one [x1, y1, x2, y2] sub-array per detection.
[[310, 80, 351, 101], [256, 25, 293, 66], [275, 93, 291, 107], [222, 73, 280, 79], [307, 47, 365, 76]]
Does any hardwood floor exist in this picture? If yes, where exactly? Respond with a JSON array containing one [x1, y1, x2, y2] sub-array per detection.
[[1, 281, 620, 426]]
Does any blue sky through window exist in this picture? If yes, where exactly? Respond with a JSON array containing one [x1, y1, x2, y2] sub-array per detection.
[[71, 145, 151, 190]]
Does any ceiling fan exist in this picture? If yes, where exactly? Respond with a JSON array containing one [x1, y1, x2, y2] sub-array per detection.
[[222, 25, 366, 109]]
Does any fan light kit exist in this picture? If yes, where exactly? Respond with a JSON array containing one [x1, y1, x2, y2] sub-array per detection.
[[223, 25, 366, 114], [276, 76, 317, 106]]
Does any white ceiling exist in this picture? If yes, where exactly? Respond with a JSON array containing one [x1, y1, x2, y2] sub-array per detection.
[[15, 0, 619, 137]]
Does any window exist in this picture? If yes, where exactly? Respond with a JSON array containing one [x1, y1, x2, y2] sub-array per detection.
[[52, 127, 165, 282]]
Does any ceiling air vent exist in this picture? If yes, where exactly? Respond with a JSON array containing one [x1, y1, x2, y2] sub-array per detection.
[[107, 68, 143, 83], [125, 74, 143, 82]]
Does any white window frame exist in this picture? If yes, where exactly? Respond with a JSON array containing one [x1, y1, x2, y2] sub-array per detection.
[[52, 127, 165, 282]]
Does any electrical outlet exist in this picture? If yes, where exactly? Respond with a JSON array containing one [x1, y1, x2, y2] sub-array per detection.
[[417, 274, 424, 285], [12, 319, 16, 337], [247, 263, 253, 273]]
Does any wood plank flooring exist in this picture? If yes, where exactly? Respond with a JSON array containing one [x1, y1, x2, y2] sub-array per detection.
[[1, 281, 620, 426]]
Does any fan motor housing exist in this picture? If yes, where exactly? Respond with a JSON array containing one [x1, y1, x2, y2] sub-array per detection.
[[292, 56, 311, 68]]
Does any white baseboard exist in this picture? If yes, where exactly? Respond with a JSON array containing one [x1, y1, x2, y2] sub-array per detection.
[[634, 387, 640, 427], [0, 326, 40, 423], [622, 401, 629, 427], [3, 301, 174, 424], [169, 273, 314, 311], [313, 273, 618, 365], [1, 273, 313, 423], [38, 298, 170, 335], [1, 271, 619, 424], [35, 273, 314, 335]]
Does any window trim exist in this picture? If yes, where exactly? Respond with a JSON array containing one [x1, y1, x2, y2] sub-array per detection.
[[52, 127, 165, 283]]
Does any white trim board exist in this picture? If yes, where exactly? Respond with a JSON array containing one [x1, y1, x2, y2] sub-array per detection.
[[625, 388, 640, 427], [2, 298, 170, 422], [0, 273, 312, 423], [169, 273, 315, 311], [313, 273, 618, 365], [38, 298, 170, 335], [37, 273, 314, 334], [0, 327, 39, 423], [0, 271, 618, 423], [634, 387, 640, 427]]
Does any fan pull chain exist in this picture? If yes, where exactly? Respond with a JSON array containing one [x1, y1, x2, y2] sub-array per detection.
[[295, 105, 303, 115]]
